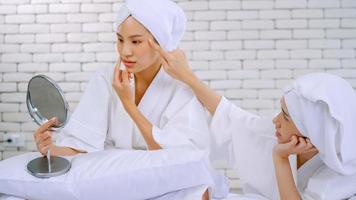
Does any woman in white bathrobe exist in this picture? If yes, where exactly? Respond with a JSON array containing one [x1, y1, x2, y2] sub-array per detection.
[[33, 0, 210, 159], [151, 42, 356, 200]]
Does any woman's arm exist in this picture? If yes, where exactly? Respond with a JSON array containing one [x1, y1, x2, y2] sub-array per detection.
[[183, 71, 221, 115], [124, 104, 161, 150], [51, 145, 83, 156], [149, 39, 221, 115], [112, 66, 161, 150], [273, 154, 301, 200], [273, 136, 316, 200]]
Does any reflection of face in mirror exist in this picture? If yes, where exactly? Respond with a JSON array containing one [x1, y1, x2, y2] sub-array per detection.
[[27, 76, 68, 128]]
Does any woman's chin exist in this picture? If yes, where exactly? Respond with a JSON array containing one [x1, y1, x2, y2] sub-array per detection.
[[124, 67, 136, 73]]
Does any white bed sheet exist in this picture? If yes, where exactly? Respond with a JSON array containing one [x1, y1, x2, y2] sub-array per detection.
[[215, 193, 268, 200], [220, 193, 356, 200], [0, 193, 263, 200], [3, 193, 356, 200], [0, 187, 207, 200], [0, 192, 262, 200], [0, 193, 243, 200], [0, 194, 25, 200]]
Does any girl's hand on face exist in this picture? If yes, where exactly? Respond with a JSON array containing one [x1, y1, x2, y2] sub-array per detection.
[[273, 136, 317, 159], [148, 39, 195, 84], [112, 59, 134, 109]]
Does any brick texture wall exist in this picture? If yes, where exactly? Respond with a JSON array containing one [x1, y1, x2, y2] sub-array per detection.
[[1, 0, 356, 191]]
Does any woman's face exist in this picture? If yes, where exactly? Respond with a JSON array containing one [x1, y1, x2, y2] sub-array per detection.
[[116, 16, 160, 73], [273, 97, 304, 144]]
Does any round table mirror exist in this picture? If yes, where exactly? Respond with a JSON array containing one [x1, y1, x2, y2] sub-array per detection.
[[26, 75, 71, 178]]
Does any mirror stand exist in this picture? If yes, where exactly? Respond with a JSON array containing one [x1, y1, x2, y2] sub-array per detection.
[[27, 156, 71, 179], [27, 127, 71, 178]]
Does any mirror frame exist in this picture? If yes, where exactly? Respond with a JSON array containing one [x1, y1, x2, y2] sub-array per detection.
[[26, 74, 69, 128]]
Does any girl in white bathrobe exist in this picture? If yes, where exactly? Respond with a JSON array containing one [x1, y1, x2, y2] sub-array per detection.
[[151, 42, 356, 200], [32, 0, 210, 161]]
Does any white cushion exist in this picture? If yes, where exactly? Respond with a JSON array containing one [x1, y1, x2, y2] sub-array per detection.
[[302, 165, 356, 200], [0, 149, 214, 200], [0, 194, 25, 200]]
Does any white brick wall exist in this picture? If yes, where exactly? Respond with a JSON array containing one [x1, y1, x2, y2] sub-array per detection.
[[1, 0, 356, 193]]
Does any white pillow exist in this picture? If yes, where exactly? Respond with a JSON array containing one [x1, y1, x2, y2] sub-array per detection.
[[0, 194, 25, 200], [302, 165, 356, 200], [0, 149, 214, 200]]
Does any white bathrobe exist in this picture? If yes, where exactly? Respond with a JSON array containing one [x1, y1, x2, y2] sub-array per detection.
[[56, 65, 210, 153], [210, 97, 356, 200]]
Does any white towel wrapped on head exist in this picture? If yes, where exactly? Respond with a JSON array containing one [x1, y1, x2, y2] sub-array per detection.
[[115, 0, 186, 51]]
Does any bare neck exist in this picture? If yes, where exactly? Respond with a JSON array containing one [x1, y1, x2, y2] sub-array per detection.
[[134, 60, 161, 105], [134, 60, 161, 86]]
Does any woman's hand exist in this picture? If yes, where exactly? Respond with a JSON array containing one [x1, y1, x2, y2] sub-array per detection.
[[34, 117, 58, 156], [112, 60, 135, 110], [273, 135, 317, 159], [148, 39, 195, 84]]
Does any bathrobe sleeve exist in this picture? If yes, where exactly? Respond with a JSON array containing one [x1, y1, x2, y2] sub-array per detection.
[[151, 87, 210, 151], [56, 71, 110, 153], [209, 96, 275, 165], [209, 96, 280, 200]]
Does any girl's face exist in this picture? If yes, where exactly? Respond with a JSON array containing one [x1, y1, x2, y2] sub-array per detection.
[[116, 16, 160, 73], [273, 97, 304, 144]]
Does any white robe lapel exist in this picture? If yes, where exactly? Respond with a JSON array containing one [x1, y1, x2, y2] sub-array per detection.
[[297, 154, 323, 191], [136, 66, 172, 124]]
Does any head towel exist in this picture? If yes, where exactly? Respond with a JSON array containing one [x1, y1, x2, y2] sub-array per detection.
[[115, 0, 186, 51], [284, 73, 356, 175]]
